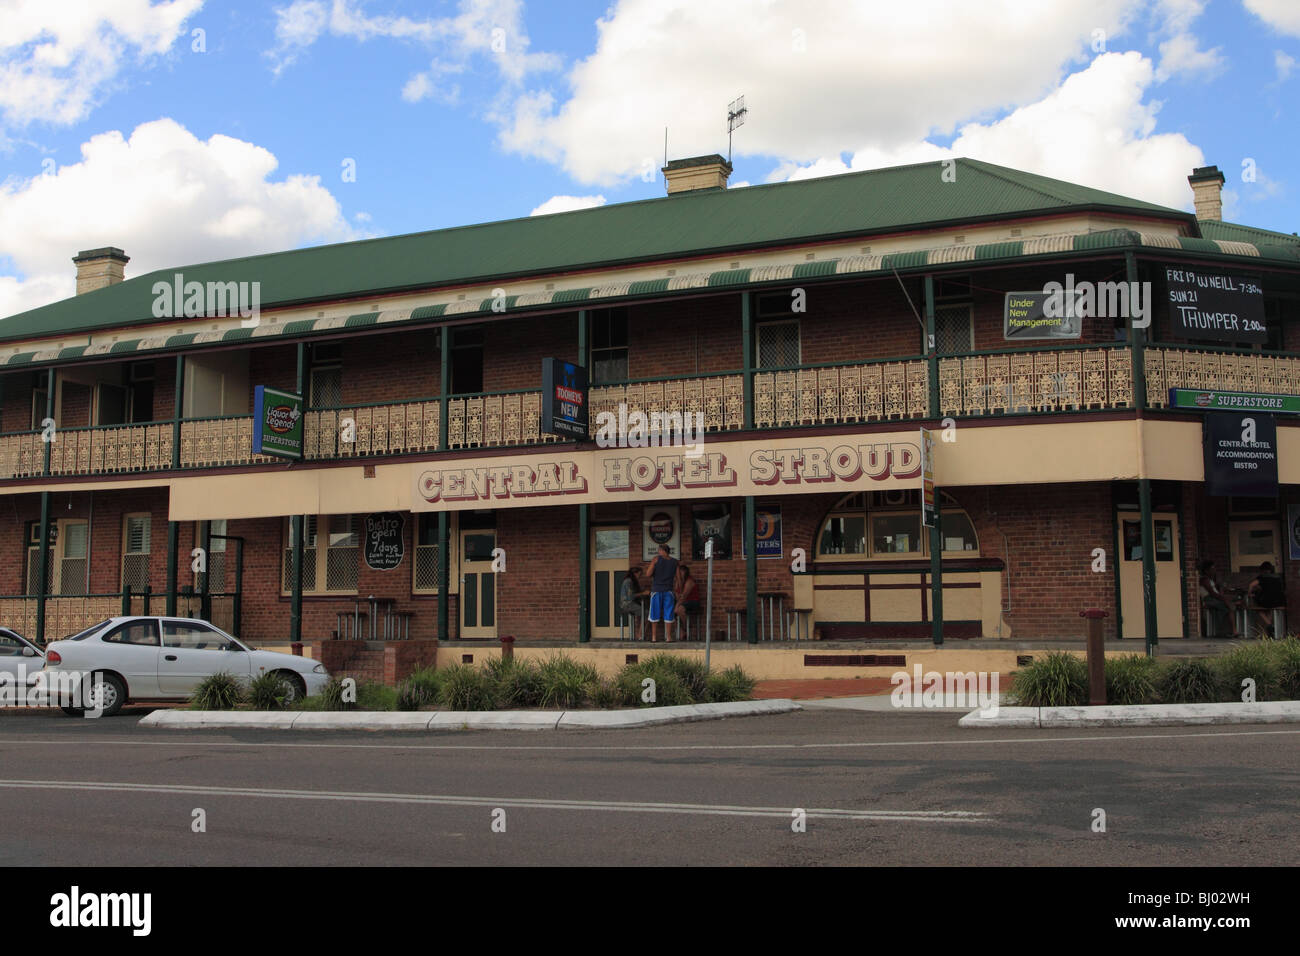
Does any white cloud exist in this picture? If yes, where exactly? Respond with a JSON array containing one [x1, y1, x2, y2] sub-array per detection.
[[776, 53, 1204, 212], [0, 0, 202, 129], [0, 118, 360, 319], [1151, 0, 1222, 80], [529, 194, 607, 216], [270, 0, 559, 88], [1244, 0, 1300, 38], [1275, 50, 1297, 82], [496, 0, 1157, 187]]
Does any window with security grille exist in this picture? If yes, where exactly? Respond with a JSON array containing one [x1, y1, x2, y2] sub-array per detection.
[[414, 514, 441, 592], [201, 519, 228, 593], [59, 521, 88, 595], [326, 515, 359, 591], [757, 320, 800, 369], [122, 514, 151, 593], [282, 516, 318, 592], [935, 304, 973, 354]]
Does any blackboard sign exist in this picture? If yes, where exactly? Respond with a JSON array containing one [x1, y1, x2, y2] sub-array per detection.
[[1165, 267, 1266, 343], [540, 358, 588, 439], [364, 512, 405, 571], [1203, 413, 1277, 497]]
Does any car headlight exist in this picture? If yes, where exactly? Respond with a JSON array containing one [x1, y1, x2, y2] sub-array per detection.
[[312, 663, 326, 674]]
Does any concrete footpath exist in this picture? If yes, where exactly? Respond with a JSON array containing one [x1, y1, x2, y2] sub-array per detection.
[[959, 701, 1300, 728], [138, 698, 801, 731]]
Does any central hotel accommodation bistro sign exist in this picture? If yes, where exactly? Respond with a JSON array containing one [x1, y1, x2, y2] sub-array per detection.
[[1202, 412, 1279, 497], [252, 386, 304, 460], [414, 435, 924, 512]]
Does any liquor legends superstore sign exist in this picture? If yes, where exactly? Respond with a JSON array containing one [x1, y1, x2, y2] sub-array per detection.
[[413, 436, 923, 512]]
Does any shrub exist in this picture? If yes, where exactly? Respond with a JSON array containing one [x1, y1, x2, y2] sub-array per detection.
[[405, 667, 445, 704], [1009, 652, 1088, 707], [1104, 654, 1159, 706], [1156, 658, 1221, 704], [356, 681, 397, 711], [437, 664, 498, 711], [190, 672, 245, 710], [247, 671, 291, 711], [537, 655, 601, 708], [485, 658, 544, 708], [590, 679, 621, 709], [396, 679, 432, 711], [1268, 637, 1300, 700], [312, 677, 355, 711], [705, 665, 757, 703], [647, 653, 709, 701], [1215, 642, 1280, 701], [614, 660, 692, 707]]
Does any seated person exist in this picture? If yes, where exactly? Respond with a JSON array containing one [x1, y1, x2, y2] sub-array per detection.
[[673, 565, 702, 633], [1247, 561, 1286, 638], [1197, 559, 1242, 639], [618, 567, 649, 637]]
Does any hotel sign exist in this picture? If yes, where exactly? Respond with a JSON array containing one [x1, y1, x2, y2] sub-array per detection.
[[540, 358, 588, 439], [1203, 412, 1278, 497], [413, 435, 922, 512], [1169, 388, 1300, 414], [252, 386, 303, 460]]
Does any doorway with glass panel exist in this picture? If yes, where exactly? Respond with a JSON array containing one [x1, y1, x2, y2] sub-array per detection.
[[460, 528, 497, 638], [591, 526, 634, 639]]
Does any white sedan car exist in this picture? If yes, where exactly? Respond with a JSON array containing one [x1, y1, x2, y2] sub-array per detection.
[[42, 617, 330, 717], [0, 627, 44, 686]]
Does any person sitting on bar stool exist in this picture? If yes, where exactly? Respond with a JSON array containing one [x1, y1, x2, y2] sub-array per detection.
[[1198, 559, 1242, 639], [673, 565, 701, 638], [1247, 561, 1286, 638], [619, 567, 649, 640]]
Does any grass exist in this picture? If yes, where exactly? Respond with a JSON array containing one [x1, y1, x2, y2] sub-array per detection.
[[1155, 658, 1221, 704], [1215, 642, 1280, 701], [247, 671, 291, 711], [705, 665, 757, 703], [1009, 651, 1088, 707], [537, 655, 601, 708], [190, 672, 244, 710], [437, 663, 498, 711], [1271, 637, 1300, 700], [1104, 654, 1159, 706], [484, 657, 545, 708]]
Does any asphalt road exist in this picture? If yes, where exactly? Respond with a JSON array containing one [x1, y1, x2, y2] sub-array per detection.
[[0, 707, 1296, 866]]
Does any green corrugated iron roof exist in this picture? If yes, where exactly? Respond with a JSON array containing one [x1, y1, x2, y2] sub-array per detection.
[[1199, 219, 1300, 247], [0, 158, 1195, 344]]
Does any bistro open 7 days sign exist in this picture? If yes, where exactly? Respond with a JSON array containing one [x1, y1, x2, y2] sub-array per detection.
[[413, 435, 923, 512]]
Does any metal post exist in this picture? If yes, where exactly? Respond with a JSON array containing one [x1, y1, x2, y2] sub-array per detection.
[[172, 354, 184, 469], [42, 368, 54, 477], [741, 293, 753, 430], [232, 537, 244, 637], [439, 326, 450, 450], [924, 275, 939, 418], [35, 491, 50, 644], [165, 520, 179, 616], [1138, 478, 1158, 654], [578, 504, 591, 643], [745, 496, 758, 643], [290, 515, 303, 643], [437, 511, 449, 641], [1127, 252, 1147, 413], [704, 542, 714, 671], [929, 495, 944, 646]]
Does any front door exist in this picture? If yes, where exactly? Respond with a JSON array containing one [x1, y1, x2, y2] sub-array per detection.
[[592, 527, 631, 639], [459, 530, 497, 638], [1117, 512, 1184, 640]]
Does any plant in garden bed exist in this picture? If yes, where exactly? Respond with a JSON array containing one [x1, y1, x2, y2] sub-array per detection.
[[1156, 657, 1221, 704], [613, 658, 692, 707], [437, 663, 498, 711], [1009, 652, 1088, 707], [537, 655, 601, 708], [1268, 637, 1300, 700], [1104, 654, 1159, 706], [190, 672, 245, 710], [485, 657, 544, 708], [247, 671, 291, 711], [1215, 642, 1280, 701], [704, 665, 756, 703]]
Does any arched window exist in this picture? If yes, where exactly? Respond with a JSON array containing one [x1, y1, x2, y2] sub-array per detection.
[[816, 490, 978, 560]]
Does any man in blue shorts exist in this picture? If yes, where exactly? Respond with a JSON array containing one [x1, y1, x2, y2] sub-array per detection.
[[645, 543, 680, 642]]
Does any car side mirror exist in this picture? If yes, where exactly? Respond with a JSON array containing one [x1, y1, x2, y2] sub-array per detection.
[[22, 646, 36, 657]]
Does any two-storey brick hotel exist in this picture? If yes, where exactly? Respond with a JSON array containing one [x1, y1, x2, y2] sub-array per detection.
[[3, 156, 1299, 656]]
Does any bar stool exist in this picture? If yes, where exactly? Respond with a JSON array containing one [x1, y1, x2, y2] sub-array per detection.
[[724, 608, 745, 641]]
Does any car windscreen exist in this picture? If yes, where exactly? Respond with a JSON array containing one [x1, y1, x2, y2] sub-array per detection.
[[67, 620, 113, 641]]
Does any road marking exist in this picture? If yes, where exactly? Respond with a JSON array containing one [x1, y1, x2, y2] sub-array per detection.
[[0, 727, 1297, 754], [0, 778, 988, 822]]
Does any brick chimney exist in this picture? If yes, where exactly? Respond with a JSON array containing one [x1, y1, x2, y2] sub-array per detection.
[[662, 154, 732, 195], [72, 247, 129, 295], [1187, 166, 1225, 221]]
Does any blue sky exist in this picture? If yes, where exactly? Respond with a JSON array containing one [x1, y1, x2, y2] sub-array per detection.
[[1, 0, 1297, 319]]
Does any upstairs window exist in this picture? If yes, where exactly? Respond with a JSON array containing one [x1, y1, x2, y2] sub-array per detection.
[[309, 343, 343, 409], [122, 514, 152, 592], [591, 309, 629, 384]]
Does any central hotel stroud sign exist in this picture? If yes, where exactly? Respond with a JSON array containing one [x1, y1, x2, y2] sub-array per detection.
[[414, 436, 924, 512]]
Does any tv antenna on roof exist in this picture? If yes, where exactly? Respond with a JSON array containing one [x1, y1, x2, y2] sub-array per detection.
[[727, 95, 747, 163]]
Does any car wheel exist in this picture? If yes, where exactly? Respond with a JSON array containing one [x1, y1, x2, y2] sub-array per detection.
[[86, 673, 126, 718], [277, 671, 306, 704]]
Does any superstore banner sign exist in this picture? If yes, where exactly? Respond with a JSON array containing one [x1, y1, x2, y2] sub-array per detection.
[[413, 436, 922, 512]]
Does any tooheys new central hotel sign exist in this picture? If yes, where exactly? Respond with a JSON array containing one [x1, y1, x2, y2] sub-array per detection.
[[413, 436, 923, 512]]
